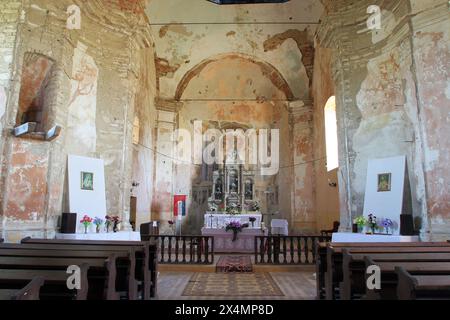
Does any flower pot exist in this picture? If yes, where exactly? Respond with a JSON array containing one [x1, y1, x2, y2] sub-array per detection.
[[232, 230, 238, 242]]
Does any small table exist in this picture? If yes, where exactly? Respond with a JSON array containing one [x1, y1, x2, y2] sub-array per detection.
[[201, 228, 268, 253], [332, 232, 420, 243], [55, 231, 141, 241]]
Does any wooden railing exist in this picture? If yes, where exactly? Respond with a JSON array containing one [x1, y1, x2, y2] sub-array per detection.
[[142, 235, 214, 265], [254, 235, 331, 265]]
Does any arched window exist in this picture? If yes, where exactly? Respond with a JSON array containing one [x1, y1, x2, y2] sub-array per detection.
[[324, 96, 339, 172]]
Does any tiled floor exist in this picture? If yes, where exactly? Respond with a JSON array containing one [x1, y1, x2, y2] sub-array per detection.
[[157, 271, 317, 300]]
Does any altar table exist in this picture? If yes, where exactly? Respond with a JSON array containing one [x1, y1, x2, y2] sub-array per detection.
[[332, 232, 420, 243], [204, 212, 262, 229], [201, 227, 268, 253]]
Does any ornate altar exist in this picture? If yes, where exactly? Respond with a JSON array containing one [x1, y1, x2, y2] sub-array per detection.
[[207, 151, 260, 214]]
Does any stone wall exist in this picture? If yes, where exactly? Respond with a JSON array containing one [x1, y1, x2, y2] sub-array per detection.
[[316, 0, 449, 240], [0, 0, 156, 241]]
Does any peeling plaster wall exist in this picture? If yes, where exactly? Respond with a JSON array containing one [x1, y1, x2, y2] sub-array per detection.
[[410, 3, 450, 239], [0, 0, 155, 241], [147, 0, 323, 101], [311, 44, 340, 232], [147, 0, 324, 234], [0, 0, 22, 198], [317, 0, 449, 240], [131, 46, 158, 230]]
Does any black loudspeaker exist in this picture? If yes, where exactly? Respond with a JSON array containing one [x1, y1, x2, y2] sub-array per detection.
[[400, 214, 415, 236], [61, 212, 77, 234]]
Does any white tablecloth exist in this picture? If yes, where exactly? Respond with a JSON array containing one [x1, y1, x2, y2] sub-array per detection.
[[332, 232, 420, 243], [56, 231, 141, 241]]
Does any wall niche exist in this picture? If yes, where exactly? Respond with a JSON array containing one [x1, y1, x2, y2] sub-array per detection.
[[16, 52, 55, 133]]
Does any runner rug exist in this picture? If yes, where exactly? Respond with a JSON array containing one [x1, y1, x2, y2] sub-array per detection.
[[216, 255, 253, 273], [182, 273, 284, 297]]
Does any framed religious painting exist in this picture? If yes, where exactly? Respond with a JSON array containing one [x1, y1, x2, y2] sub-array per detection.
[[377, 173, 391, 192], [80, 171, 94, 191]]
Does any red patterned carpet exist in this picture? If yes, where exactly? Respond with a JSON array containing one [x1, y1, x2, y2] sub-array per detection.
[[182, 273, 284, 297], [216, 255, 253, 273]]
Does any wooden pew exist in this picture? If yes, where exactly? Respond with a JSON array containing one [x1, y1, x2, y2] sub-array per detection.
[[324, 242, 450, 300], [341, 249, 450, 300], [0, 256, 89, 300], [21, 238, 158, 299], [0, 276, 44, 300], [396, 266, 450, 300], [315, 242, 328, 299], [364, 257, 450, 300], [0, 247, 122, 300]]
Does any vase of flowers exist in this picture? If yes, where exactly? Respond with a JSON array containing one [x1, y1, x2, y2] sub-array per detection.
[[105, 215, 112, 232], [354, 216, 367, 233], [80, 215, 92, 234], [367, 214, 378, 234], [112, 216, 121, 233], [225, 220, 249, 242], [93, 217, 103, 233], [381, 218, 394, 235], [249, 217, 257, 228]]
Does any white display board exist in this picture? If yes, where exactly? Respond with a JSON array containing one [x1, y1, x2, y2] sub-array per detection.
[[363, 156, 406, 235], [68, 155, 107, 233]]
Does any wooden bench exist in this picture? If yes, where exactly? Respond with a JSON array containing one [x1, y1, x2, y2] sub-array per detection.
[[0, 246, 123, 300], [21, 238, 158, 299], [341, 249, 450, 300], [364, 257, 450, 300], [0, 255, 89, 300], [396, 266, 450, 300], [322, 242, 450, 300], [0, 276, 44, 300]]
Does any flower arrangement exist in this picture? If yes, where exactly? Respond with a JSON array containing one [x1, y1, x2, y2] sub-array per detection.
[[226, 203, 241, 215], [105, 215, 121, 233], [225, 220, 249, 241], [367, 214, 378, 234], [354, 216, 367, 231], [381, 218, 394, 234], [93, 217, 103, 233], [80, 215, 93, 234]]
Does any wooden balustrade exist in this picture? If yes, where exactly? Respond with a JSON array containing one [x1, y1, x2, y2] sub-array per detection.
[[254, 235, 331, 265], [142, 235, 214, 265]]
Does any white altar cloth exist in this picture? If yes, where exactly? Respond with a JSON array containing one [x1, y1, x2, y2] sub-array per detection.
[[332, 232, 419, 243], [204, 213, 262, 229], [56, 231, 141, 241], [201, 227, 268, 253]]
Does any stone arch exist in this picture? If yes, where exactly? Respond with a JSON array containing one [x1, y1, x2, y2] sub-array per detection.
[[174, 53, 295, 101]]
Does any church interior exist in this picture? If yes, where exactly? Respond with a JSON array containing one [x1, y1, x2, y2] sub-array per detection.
[[0, 0, 449, 302]]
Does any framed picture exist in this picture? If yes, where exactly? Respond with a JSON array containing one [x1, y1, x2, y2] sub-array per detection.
[[377, 173, 391, 192], [81, 171, 94, 191]]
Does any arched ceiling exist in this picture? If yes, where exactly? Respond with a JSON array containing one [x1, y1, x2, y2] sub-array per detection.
[[176, 54, 294, 101], [146, 0, 324, 100]]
